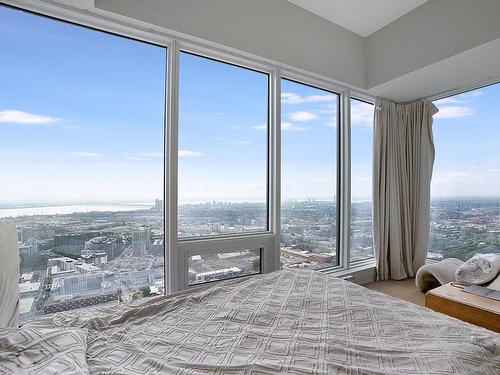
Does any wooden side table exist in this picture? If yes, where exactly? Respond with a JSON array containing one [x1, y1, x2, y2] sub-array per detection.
[[425, 283, 500, 332]]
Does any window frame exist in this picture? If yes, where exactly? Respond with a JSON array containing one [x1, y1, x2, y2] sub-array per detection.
[[1, 3, 170, 319], [348, 97, 376, 265], [279, 76, 342, 268], [171, 45, 278, 291], [3, 0, 382, 297], [427, 82, 500, 262], [176, 49, 273, 240]]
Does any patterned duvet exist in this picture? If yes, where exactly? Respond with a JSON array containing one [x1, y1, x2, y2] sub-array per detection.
[[6, 269, 500, 374]]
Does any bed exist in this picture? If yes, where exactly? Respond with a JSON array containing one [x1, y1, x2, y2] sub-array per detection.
[[1, 269, 499, 374]]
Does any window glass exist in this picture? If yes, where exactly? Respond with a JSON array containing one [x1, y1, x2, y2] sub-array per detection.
[[430, 85, 500, 261], [188, 249, 261, 285], [280, 79, 339, 270], [350, 99, 374, 262], [0, 6, 166, 323], [178, 52, 269, 238]]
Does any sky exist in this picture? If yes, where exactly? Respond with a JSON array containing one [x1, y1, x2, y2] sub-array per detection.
[[281, 79, 338, 202], [0, 5, 498, 206], [0, 6, 166, 205], [432, 85, 500, 198]]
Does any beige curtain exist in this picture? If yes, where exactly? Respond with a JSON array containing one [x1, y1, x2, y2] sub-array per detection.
[[0, 220, 20, 328], [373, 100, 438, 281]]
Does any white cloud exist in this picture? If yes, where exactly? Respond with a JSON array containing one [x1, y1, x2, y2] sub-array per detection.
[[122, 152, 163, 161], [236, 182, 266, 188], [137, 152, 163, 158], [433, 89, 482, 108], [434, 106, 474, 119], [251, 123, 267, 130], [460, 90, 483, 98], [123, 155, 149, 161], [225, 140, 252, 145], [281, 92, 334, 104], [325, 121, 336, 128], [351, 102, 374, 126], [0, 109, 59, 125], [72, 152, 104, 158], [282, 122, 310, 132], [64, 125, 80, 129], [288, 111, 318, 122], [179, 150, 202, 158], [434, 97, 462, 105], [251, 122, 310, 131], [433, 171, 469, 179]]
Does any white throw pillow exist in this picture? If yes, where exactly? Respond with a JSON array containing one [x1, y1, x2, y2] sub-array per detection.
[[455, 253, 500, 285], [0, 327, 89, 374]]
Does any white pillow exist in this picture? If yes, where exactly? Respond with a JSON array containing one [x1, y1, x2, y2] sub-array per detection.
[[0, 327, 89, 374], [455, 253, 500, 285]]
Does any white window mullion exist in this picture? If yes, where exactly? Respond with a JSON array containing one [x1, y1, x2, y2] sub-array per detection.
[[265, 69, 281, 273], [166, 40, 183, 293], [339, 91, 351, 269]]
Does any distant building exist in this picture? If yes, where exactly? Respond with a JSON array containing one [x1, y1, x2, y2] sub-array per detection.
[[46, 256, 115, 302], [48, 256, 100, 275], [18, 239, 39, 256], [20, 272, 34, 283], [19, 297, 35, 322], [51, 272, 106, 296], [190, 267, 241, 284], [281, 247, 334, 264], [55, 231, 113, 247], [132, 229, 151, 256], [151, 239, 164, 255], [80, 251, 108, 266], [154, 199, 164, 212], [19, 281, 41, 296], [19, 225, 55, 242], [43, 289, 121, 315], [84, 236, 121, 258]]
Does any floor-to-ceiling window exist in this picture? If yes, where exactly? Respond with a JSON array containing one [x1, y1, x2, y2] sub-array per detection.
[[178, 52, 269, 285], [0, 6, 166, 323], [350, 99, 374, 262], [430, 84, 500, 261], [1, 2, 387, 321], [280, 79, 339, 270]]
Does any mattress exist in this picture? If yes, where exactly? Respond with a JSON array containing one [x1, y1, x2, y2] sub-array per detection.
[[13, 269, 500, 374]]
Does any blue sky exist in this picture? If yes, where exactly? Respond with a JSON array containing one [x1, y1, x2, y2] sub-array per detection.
[[0, 6, 165, 204], [0, 5, 498, 205], [432, 85, 500, 197], [281, 79, 338, 201], [178, 52, 268, 203]]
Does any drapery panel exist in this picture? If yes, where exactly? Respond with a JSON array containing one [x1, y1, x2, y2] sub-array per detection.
[[373, 100, 438, 280]]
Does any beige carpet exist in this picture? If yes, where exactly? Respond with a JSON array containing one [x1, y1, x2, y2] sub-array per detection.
[[365, 278, 426, 306]]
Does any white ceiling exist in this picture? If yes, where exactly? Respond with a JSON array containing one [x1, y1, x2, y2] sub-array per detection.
[[288, 0, 429, 37], [368, 37, 500, 101]]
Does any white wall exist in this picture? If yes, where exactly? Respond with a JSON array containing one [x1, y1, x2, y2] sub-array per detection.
[[93, 0, 500, 101], [95, 0, 366, 88]]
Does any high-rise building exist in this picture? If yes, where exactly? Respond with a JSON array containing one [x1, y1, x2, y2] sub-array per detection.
[[132, 229, 151, 256], [154, 199, 164, 212]]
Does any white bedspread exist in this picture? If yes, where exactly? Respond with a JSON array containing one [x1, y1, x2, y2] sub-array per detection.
[[23, 269, 500, 374]]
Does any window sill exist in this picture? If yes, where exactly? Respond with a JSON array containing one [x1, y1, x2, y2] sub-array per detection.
[[320, 258, 376, 285]]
